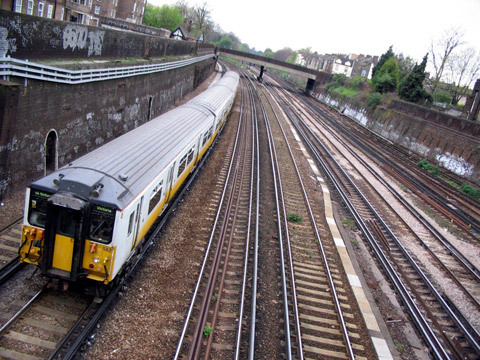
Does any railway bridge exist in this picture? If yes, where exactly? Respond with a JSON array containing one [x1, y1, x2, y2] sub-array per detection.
[[218, 47, 321, 95]]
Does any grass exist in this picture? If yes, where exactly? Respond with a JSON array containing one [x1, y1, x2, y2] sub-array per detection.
[[203, 325, 212, 337], [341, 218, 356, 229], [418, 159, 480, 200], [287, 213, 303, 223]]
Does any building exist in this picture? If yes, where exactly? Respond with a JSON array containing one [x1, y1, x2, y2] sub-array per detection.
[[170, 20, 199, 42], [298, 52, 377, 79], [1, 0, 146, 26]]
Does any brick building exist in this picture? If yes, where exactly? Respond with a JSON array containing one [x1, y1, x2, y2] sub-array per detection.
[[0, 0, 146, 26]]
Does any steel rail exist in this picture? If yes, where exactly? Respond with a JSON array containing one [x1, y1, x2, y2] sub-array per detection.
[[0, 288, 45, 335], [267, 84, 356, 360], [202, 81, 254, 359], [239, 69, 297, 360], [297, 102, 480, 307], [284, 95, 475, 358], [173, 74, 245, 360], [232, 70, 259, 360], [0, 256, 25, 285]]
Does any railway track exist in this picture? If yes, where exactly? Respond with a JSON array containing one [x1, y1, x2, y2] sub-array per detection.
[[254, 73, 376, 358], [174, 72, 258, 359], [0, 219, 25, 285], [283, 89, 480, 316], [268, 82, 480, 358], [304, 96, 480, 237]]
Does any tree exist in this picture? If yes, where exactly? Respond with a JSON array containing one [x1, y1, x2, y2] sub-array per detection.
[[429, 27, 465, 93], [192, 2, 210, 32], [443, 47, 480, 105], [397, 53, 416, 83], [217, 37, 233, 49], [143, 4, 183, 31], [399, 54, 432, 103], [372, 57, 399, 93], [372, 45, 394, 79]]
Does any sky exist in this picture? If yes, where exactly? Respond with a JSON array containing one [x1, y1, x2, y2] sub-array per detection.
[[149, 0, 480, 63]]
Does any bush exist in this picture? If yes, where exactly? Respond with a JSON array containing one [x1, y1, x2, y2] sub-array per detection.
[[461, 184, 480, 200], [367, 92, 382, 109], [350, 76, 365, 90], [325, 73, 348, 92]]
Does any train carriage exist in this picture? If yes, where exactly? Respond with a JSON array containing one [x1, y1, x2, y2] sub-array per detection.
[[19, 71, 239, 288]]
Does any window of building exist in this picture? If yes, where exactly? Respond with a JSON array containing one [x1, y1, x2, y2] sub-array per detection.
[[47, 4, 53, 18], [88, 0, 92, 6], [26, 0, 33, 14], [133, 2, 136, 11], [94, 5, 100, 14], [111, 9, 116, 17], [14, 0, 22, 13], [38, 2, 44, 17], [60, 7, 64, 19]]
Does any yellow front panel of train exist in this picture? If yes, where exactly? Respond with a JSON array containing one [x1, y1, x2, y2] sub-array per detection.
[[52, 234, 74, 272]]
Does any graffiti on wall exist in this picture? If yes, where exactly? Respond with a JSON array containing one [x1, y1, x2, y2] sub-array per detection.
[[0, 27, 17, 57], [63, 24, 105, 56]]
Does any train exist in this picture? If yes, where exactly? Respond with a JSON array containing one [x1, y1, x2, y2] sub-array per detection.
[[19, 71, 239, 290]]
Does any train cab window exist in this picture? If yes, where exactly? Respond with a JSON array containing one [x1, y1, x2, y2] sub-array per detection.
[[58, 208, 79, 237], [28, 190, 51, 228], [89, 205, 115, 244]]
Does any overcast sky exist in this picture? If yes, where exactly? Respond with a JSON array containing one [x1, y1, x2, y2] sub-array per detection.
[[149, 0, 479, 62]]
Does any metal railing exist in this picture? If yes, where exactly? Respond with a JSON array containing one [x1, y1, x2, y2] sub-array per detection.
[[0, 54, 215, 84]]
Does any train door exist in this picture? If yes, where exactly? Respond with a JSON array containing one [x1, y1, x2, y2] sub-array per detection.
[[164, 164, 175, 203], [131, 196, 143, 250], [41, 195, 86, 281]]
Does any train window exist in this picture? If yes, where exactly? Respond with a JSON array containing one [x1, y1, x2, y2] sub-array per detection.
[[57, 208, 79, 237], [89, 205, 115, 244], [202, 126, 213, 147], [28, 190, 51, 228], [148, 180, 163, 214], [177, 153, 188, 178], [187, 146, 195, 164], [127, 211, 135, 235]]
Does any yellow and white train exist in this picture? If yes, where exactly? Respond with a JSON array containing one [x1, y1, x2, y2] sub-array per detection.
[[19, 71, 239, 288]]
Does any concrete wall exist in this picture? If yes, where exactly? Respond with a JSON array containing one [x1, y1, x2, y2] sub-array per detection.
[[0, 10, 215, 60], [313, 91, 480, 185], [0, 58, 215, 197], [0, 10, 216, 198]]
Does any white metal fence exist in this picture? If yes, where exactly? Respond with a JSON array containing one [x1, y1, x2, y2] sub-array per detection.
[[0, 54, 216, 84]]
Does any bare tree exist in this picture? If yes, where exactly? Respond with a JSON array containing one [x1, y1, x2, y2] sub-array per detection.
[[429, 26, 465, 93], [444, 47, 480, 105], [175, 0, 191, 20], [193, 2, 211, 32]]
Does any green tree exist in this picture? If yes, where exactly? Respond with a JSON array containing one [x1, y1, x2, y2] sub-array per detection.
[[218, 37, 233, 49], [143, 4, 183, 31], [398, 54, 432, 103], [372, 45, 394, 79], [372, 57, 399, 93]]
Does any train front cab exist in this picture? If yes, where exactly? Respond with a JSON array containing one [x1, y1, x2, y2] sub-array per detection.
[[20, 187, 117, 286]]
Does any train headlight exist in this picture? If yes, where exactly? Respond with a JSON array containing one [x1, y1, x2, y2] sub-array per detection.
[[93, 257, 100, 263]]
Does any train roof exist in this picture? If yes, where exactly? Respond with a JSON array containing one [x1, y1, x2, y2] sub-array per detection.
[[31, 71, 239, 210]]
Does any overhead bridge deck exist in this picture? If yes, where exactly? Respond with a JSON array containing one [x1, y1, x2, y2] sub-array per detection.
[[219, 47, 320, 94]]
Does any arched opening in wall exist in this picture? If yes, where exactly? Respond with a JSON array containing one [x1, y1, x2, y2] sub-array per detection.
[[45, 130, 58, 176], [148, 96, 153, 121]]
